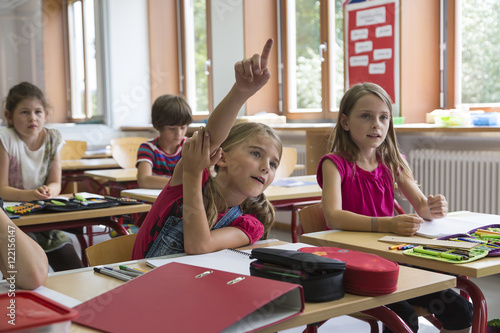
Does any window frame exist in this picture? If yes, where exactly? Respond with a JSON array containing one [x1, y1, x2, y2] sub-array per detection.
[[448, 0, 500, 112], [280, 0, 339, 121], [64, 0, 103, 123], [179, 0, 213, 119]]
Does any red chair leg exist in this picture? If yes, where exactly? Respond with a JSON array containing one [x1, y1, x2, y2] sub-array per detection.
[[456, 275, 487, 333], [361, 306, 412, 332]]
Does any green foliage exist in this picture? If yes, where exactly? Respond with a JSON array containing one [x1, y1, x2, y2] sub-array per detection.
[[294, 0, 345, 109], [488, 319, 500, 328], [461, 0, 500, 104], [194, 0, 208, 112], [297, 49, 322, 109]]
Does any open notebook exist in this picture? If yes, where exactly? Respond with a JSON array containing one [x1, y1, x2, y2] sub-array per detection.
[[145, 242, 313, 273], [416, 212, 500, 238]]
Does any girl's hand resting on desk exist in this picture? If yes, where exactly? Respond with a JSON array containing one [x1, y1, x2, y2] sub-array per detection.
[[391, 214, 423, 236], [427, 194, 448, 219], [182, 130, 222, 175], [33, 185, 51, 200]]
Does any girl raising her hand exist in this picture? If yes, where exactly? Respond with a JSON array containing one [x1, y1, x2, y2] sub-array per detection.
[[132, 38, 282, 258]]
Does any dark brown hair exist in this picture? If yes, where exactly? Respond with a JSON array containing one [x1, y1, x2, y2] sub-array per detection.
[[151, 95, 193, 131], [4, 82, 49, 127]]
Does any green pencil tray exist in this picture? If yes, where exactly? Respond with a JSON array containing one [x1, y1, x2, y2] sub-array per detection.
[[403, 247, 488, 264]]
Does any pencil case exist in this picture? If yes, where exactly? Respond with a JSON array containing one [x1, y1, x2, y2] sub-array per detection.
[[40, 198, 120, 212], [299, 247, 399, 296], [438, 224, 500, 257], [403, 245, 488, 263], [249, 248, 346, 302], [4, 202, 46, 215]]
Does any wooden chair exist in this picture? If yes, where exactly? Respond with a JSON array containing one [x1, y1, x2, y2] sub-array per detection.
[[298, 202, 443, 332], [85, 233, 138, 266], [275, 147, 298, 179], [60, 140, 94, 193], [60, 140, 88, 160], [273, 147, 321, 243], [110, 137, 150, 169]]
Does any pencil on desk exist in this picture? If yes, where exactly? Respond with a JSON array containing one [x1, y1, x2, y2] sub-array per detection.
[[475, 229, 500, 236], [388, 243, 407, 250]]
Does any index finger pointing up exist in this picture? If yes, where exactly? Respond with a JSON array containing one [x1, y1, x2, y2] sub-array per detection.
[[260, 38, 273, 70]]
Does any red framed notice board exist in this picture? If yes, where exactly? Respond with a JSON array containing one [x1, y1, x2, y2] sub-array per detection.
[[345, 0, 400, 112]]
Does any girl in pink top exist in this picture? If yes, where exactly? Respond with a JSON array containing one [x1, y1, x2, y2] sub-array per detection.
[[317, 83, 472, 333], [318, 82, 447, 235]]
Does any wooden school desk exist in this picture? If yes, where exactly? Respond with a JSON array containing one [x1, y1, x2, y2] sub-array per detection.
[[83, 168, 138, 196], [82, 148, 112, 159], [41, 241, 456, 333], [61, 158, 120, 193], [120, 175, 322, 242], [13, 204, 151, 266], [301, 230, 492, 333]]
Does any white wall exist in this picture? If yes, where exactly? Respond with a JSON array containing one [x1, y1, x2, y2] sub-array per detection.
[[0, 0, 44, 107], [105, 0, 151, 129]]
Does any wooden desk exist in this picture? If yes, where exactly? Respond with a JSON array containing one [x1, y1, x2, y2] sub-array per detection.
[[61, 158, 120, 193], [301, 230, 491, 332], [42, 241, 455, 333], [121, 175, 322, 242], [15, 204, 151, 266], [84, 168, 138, 196], [61, 158, 119, 171], [82, 148, 112, 159], [120, 188, 160, 202]]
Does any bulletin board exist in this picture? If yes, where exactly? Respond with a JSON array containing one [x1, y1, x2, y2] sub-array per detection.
[[344, 0, 400, 114]]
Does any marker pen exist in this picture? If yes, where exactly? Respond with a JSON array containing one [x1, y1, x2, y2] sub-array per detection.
[[455, 237, 487, 244], [414, 247, 465, 260], [119, 265, 145, 275], [74, 194, 87, 202], [94, 267, 132, 282], [104, 266, 141, 277]]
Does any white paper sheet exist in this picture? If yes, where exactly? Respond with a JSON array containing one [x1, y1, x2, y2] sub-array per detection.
[[416, 212, 498, 238]]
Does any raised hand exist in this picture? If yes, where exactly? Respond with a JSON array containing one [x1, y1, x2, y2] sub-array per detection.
[[234, 38, 273, 95]]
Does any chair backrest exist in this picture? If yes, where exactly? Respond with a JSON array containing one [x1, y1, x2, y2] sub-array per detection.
[[298, 202, 327, 233], [299, 200, 405, 234], [60, 140, 88, 160], [85, 233, 138, 266], [394, 199, 405, 215], [110, 137, 150, 169], [275, 147, 298, 179]]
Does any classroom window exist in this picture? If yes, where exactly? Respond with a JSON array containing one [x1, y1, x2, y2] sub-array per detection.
[[282, 0, 343, 119], [456, 0, 500, 106], [182, 0, 212, 115], [66, 0, 101, 121]]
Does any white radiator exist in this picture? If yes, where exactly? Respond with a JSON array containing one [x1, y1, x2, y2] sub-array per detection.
[[409, 149, 500, 215]]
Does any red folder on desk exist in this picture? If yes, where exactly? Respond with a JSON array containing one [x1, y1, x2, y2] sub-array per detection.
[[73, 262, 304, 332]]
